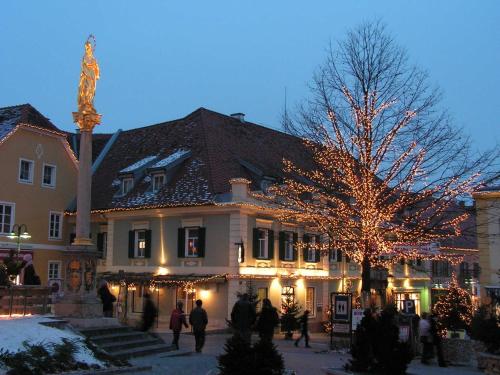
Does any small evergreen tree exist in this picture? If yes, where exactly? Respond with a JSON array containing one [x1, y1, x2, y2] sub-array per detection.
[[218, 335, 254, 375], [253, 339, 284, 375], [433, 274, 474, 335], [0, 263, 10, 286], [280, 295, 300, 339]]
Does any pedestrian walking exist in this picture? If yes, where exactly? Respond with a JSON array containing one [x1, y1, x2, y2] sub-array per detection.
[[419, 312, 433, 364], [294, 310, 311, 348], [170, 301, 189, 350], [230, 293, 256, 344], [141, 293, 158, 332], [256, 298, 279, 342], [189, 299, 208, 352], [20, 254, 40, 285], [97, 280, 116, 317], [430, 313, 447, 367]]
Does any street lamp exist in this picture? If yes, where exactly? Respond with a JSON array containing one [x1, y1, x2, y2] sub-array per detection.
[[6, 224, 31, 253]]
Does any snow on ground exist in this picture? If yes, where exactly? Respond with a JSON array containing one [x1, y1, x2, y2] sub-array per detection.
[[0, 315, 102, 366]]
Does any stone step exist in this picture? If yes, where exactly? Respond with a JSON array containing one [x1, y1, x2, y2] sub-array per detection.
[[111, 343, 173, 359], [100, 338, 165, 352], [90, 331, 150, 344], [79, 326, 133, 338]]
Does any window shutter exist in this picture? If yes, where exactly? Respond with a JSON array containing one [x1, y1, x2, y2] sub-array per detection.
[[144, 230, 152, 258], [253, 228, 259, 258], [303, 234, 310, 261], [267, 230, 274, 259], [198, 227, 206, 257], [178, 228, 185, 258], [278, 231, 286, 261], [128, 230, 135, 258], [336, 249, 342, 263], [97, 233, 104, 253], [314, 235, 321, 263], [293, 232, 298, 261]]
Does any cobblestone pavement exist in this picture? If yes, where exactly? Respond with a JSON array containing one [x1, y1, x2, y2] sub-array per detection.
[[130, 332, 482, 375]]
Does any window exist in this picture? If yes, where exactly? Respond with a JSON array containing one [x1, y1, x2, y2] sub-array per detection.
[[48, 261, 61, 279], [0, 202, 14, 234], [49, 211, 62, 239], [121, 178, 134, 195], [284, 232, 294, 261], [185, 227, 199, 257], [42, 164, 56, 187], [306, 236, 316, 262], [135, 230, 146, 258], [97, 232, 108, 258], [18, 159, 34, 184], [305, 287, 316, 317], [432, 260, 451, 277], [152, 173, 165, 193], [258, 229, 268, 259]]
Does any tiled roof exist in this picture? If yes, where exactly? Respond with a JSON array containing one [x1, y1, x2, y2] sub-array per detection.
[[91, 107, 312, 211], [0, 104, 61, 141]]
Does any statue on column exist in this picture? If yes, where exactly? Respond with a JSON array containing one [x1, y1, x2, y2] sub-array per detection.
[[77, 35, 100, 114]]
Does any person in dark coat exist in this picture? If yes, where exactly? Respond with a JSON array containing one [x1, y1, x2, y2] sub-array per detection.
[[189, 299, 208, 352], [141, 293, 158, 332], [97, 280, 116, 317], [294, 310, 311, 348], [170, 301, 189, 350], [430, 313, 447, 367], [21, 254, 40, 285], [256, 298, 279, 342], [230, 293, 256, 344]]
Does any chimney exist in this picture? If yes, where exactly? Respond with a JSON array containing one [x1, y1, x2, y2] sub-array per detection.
[[230, 113, 245, 123]]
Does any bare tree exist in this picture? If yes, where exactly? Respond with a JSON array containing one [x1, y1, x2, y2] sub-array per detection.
[[270, 21, 499, 306]]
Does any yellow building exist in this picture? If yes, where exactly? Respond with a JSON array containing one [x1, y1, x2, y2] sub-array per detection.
[[473, 186, 500, 304], [0, 104, 78, 288]]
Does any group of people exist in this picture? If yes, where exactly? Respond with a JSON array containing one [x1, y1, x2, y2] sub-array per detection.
[[97, 285, 312, 353], [418, 312, 446, 367]]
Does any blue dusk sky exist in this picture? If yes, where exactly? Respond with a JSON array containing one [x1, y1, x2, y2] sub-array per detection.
[[1, 1, 499, 151]]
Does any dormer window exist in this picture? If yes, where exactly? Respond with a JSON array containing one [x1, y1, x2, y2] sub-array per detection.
[[152, 173, 165, 193], [121, 178, 134, 195]]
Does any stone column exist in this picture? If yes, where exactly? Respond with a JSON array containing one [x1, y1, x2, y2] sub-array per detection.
[[53, 111, 112, 327]]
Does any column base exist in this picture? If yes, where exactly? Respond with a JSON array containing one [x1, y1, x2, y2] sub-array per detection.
[[54, 299, 103, 319], [73, 237, 94, 246]]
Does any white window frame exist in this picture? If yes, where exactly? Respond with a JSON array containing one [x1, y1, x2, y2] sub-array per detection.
[[152, 173, 165, 193], [306, 235, 316, 262], [257, 228, 268, 259], [42, 163, 57, 188], [48, 211, 63, 240], [18, 158, 34, 184], [0, 201, 15, 235], [185, 227, 200, 257], [135, 229, 146, 258], [305, 287, 316, 317], [121, 178, 134, 195], [284, 231, 294, 261], [48, 260, 62, 280]]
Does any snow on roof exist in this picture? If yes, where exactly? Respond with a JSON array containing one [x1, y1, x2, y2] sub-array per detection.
[[0, 315, 102, 366], [150, 149, 190, 168], [120, 155, 157, 173], [0, 106, 22, 141]]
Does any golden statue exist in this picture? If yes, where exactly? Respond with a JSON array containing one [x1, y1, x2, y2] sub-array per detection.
[[77, 35, 100, 113]]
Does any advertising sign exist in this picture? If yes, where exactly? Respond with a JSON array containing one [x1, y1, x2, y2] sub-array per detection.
[[351, 308, 364, 331], [330, 293, 351, 322]]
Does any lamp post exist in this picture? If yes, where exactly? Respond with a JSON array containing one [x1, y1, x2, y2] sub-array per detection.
[[6, 224, 31, 254]]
